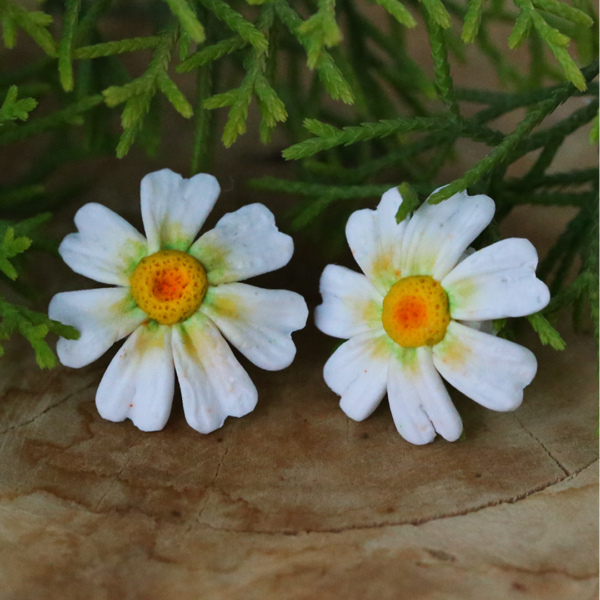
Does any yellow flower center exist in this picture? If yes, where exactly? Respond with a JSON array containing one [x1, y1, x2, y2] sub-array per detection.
[[130, 250, 208, 325], [382, 276, 450, 348]]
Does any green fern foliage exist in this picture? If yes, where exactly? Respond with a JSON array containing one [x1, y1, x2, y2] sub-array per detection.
[[0, 86, 37, 125], [0, 0, 597, 370], [0, 0, 57, 56]]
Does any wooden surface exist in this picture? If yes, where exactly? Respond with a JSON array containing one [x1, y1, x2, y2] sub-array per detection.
[[0, 317, 597, 599]]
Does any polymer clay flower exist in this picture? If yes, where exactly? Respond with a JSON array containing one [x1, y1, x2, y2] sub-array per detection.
[[49, 169, 308, 433], [315, 187, 550, 445]]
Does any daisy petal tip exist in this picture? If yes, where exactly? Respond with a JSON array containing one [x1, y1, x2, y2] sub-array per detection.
[[172, 313, 259, 433], [130, 411, 171, 433], [324, 333, 389, 420], [141, 168, 221, 253], [188, 171, 221, 198], [339, 394, 374, 422], [396, 422, 437, 446], [433, 322, 538, 413], [140, 168, 183, 199], [54, 339, 78, 369], [96, 399, 170, 433], [381, 185, 403, 206], [202, 284, 306, 372], [192, 204, 294, 283], [72, 201, 109, 226], [443, 237, 553, 320], [439, 417, 463, 443], [58, 202, 148, 286], [184, 411, 228, 435], [48, 288, 146, 369]]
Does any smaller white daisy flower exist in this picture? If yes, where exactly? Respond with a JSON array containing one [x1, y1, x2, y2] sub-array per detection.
[[315, 187, 550, 445], [49, 169, 308, 433]]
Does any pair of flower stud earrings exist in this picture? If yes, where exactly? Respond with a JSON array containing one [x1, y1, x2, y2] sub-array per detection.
[[49, 168, 550, 446]]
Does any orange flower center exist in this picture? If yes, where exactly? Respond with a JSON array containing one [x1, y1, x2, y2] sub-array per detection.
[[130, 250, 208, 325], [382, 276, 450, 348]]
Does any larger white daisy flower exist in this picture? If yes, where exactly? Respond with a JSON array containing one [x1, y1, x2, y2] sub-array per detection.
[[315, 187, 550, 445], [49, 169, 308, 433]]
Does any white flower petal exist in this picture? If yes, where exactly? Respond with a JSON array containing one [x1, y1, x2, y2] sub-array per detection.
[[433, 321, 537, 412], [315, 264, 384, 339], [387, 347, 462, 445], [323, 331, 392, 421], [345, 187, 407, 294], [49, 288, 146, 368], [96, 323, 175, 432], [172, 312, 258, 434], [442, 238, 550, 320], [141, 169, 220, 253], [201, 283, 308, 371], [401, 190, 495, 280], [59, 203, 148, 286], [190, 204, 293, 285]]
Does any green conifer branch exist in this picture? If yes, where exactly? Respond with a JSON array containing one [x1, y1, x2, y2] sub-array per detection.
[[531, 0, 593, 27], [508, 10, 533, 48], [0, 95, 103, 147], [0, 0, 57, 56], [58, 0, 81, 92], [0, 86, 37, 125], [425, 10, 460, 118], [419, 0, 452, 28], [73, 0, 112, 47], [198, 0, 268, 51], [0, 0, 597, 366], [462, 0, 488, 43], [510, 0, 590, 90], [528, 313, 566, 350], [274, 1, 354, 104], [102, 25, 194, 157], [506, 169, 598, 196], [202, 4, 287, 147], [514, 98, 598, 159], [0, 297, 79, 368], [543, 271, 590, 314], [297, 0, 343, 69], [283, 116, 446, 159], [73, 37, 162, 59], [0, 212, 78, 367], [427, 61, 599, 205], [177, 35, 246, 72], [250, 177, 393, 200], [164, 0, 206, 43], [395, 182, 421, 223], [374, 0, 417, 28], [0, 227, 31, 280]]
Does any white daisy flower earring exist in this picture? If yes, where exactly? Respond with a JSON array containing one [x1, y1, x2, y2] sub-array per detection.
[[315, 187, 550, 445], [49, 169, 308, 433]]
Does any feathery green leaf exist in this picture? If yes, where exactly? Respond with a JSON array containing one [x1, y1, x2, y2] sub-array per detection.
[[164, 0, 206, 43]]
